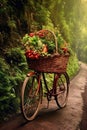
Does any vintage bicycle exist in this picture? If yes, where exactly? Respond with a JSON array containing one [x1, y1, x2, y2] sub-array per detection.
[[21, 30, 70, 121]]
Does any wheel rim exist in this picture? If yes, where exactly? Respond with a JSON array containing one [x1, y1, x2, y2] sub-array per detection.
[[21, 75, 42, 121], [55, 73, 69, 108]]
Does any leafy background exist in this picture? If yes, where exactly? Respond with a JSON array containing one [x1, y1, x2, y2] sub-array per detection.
[[0, 0, 87, 121]]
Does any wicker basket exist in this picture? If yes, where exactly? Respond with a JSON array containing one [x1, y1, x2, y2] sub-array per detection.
[[26, 29, 70, 73], [27, 54, 69, 73]]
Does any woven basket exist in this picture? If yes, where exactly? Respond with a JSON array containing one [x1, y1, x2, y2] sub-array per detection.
[[26, 29, 70, 73], [27, 54, 69, 73]]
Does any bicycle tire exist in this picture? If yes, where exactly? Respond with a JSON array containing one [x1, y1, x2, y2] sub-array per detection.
[[21, 72, 42, 121], [55, 72, 70, 108]]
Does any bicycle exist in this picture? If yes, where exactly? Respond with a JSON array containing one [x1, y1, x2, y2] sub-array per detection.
[[21, 71, 70, 121], [21, 30, 70, 121]]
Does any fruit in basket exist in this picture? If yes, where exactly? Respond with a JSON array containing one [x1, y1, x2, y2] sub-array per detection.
[[61, 41, 69, 54], [61, 47, 68, 53], [21, 29, 70, 61], [25, 50, 40, 59], [42, 44, 48, 53], [22, 30, 70, 57], [29, 33, 35, 37]]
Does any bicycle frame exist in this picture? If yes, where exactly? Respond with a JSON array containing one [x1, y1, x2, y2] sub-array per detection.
[[42, 73, 59, 96]]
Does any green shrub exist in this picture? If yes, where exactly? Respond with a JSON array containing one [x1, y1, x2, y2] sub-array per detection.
[[67, 53, 80, 78], [0, 57, 16, 120], [5, 47, 28, 70], [0, 47, 29, 121]]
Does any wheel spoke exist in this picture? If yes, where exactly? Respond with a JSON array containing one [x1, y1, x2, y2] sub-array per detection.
[[21, 73, 42, 121], [55, 73, 69, 108]]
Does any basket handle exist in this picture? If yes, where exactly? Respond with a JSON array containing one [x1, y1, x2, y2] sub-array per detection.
[[47, 30, 58, 53], [37, 29, 58, 54]]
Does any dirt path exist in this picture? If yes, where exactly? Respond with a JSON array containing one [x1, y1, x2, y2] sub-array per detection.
[[0, 62, 87, 130]]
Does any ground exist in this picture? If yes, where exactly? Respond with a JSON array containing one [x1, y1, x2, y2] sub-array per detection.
[[0, 62, 87, 130]]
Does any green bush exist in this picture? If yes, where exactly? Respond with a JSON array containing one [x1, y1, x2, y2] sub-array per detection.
[[67, 53, 80, 78], [0, 57, 16, 120], [0, 47, 29, 121], [5, 47, 28, 70]]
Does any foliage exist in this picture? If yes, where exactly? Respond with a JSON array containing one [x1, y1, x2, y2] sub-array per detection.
[[5, 48, 27, 69], [0, 57, 15, 120], [0, 48, 28, 121], [67, 54, 80, 78]]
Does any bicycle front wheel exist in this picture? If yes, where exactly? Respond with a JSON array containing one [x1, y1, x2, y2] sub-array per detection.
[[55, 72, 70, 108], [21, 72, 42, 121]]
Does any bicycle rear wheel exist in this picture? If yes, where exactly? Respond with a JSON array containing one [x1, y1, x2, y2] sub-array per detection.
[[21, 72, 42, 121], [55, 72, 70, 108]]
